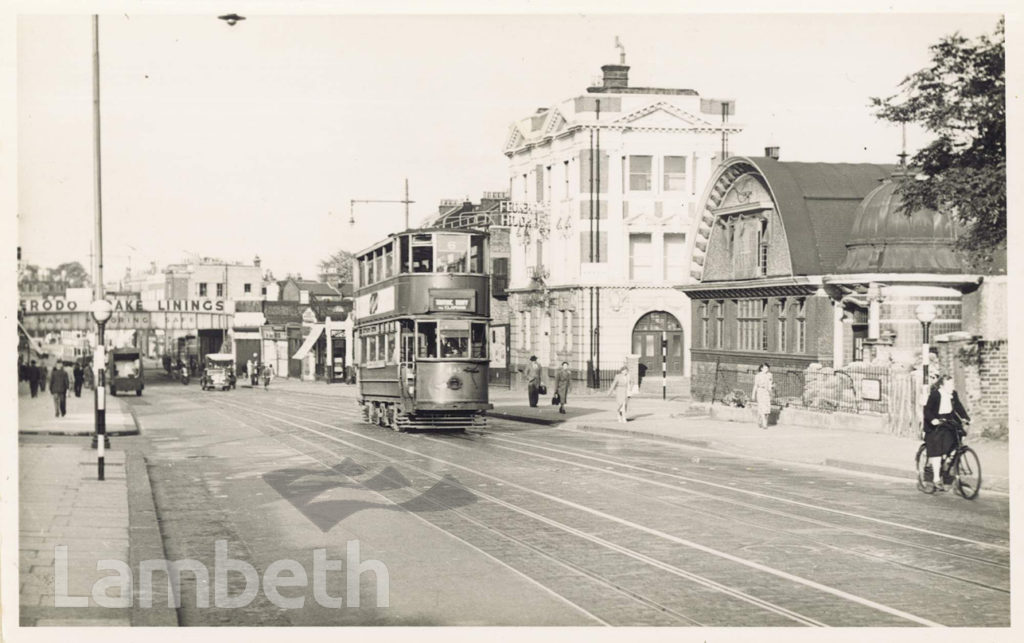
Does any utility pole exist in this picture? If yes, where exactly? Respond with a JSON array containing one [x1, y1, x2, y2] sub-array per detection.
[[349, 179, 414, 231]]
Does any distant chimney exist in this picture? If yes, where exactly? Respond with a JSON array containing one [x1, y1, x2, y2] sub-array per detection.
[[765, 146, 780, 160], [601, 64, 629, 89], [253, 254, 261, 268]]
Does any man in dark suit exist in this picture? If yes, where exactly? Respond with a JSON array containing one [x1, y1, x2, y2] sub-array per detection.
[[73, 361, 85, 397], [28, 360, 40, 397], [49, 360, 70, 417]]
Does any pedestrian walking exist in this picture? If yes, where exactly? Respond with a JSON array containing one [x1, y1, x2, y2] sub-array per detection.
[[262, 363, 274, 390], [84, 359, 95, 390], [72, 361, 85, 397], [752, 362, 774, 429], [554, 361, 571, 414], [607, 365, 631, 423], [37, 360, 47, 393], [249, 355, 259, 387], [49, 360, 70, 418], [525, 356, 542, 407], [28, 360, 40, 397]]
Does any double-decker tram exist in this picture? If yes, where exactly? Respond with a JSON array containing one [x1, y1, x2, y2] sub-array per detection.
[[354, 228, 492, 431]]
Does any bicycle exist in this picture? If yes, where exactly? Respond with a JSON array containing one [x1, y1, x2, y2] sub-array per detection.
[[915, 420, 981, 499]]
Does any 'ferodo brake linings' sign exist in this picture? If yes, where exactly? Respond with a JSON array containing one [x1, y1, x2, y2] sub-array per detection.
[[20, 298, 236, 314]]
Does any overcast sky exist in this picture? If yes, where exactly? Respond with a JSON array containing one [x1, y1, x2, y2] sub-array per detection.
[[15, 8, 1004, 284]]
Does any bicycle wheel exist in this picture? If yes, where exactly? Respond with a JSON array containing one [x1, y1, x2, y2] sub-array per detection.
[[954, 447, 982, 500], [915, 444, 935, 494]]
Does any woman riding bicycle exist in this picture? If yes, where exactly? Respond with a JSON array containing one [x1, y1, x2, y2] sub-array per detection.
[[923, 374, 970, 491]]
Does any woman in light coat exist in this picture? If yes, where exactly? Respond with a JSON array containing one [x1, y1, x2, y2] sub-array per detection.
[[751, 362, 774, 429], [607, 366, 631, 423], [554, 361, 572, 414]]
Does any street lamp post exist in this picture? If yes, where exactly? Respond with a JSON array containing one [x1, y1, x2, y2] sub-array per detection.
[[915, 302, 937, 432], [90, 299, 113, 481]]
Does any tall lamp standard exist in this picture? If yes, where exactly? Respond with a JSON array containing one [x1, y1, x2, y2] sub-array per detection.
[[90, 299, 113, 480], [915, 302, 937, 430]]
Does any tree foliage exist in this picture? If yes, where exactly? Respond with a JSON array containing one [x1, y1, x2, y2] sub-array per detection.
[[871, 18, 1005, 273], [317, 249, 356, 286]]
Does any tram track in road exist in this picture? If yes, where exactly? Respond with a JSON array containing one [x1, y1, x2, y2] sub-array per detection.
[[255, 395, 1010, 599], [212, 396, 956, 627], [257, 393, 1011, 559], [211, 399, 828, 626]]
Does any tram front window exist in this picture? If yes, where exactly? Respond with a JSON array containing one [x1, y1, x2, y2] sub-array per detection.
[[471, 322, 487, 359], [436, 233, 469, 273], [416, 322, 437, 358]]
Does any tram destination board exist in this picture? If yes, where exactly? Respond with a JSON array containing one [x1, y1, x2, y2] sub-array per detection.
[[429, 288, 476, 312]]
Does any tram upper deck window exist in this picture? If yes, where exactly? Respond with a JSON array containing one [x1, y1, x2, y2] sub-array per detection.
[[399, 235, 411, 273], [383, 243, 394, 279], [469, 235, 484, 273], [416, 321, 437, 358], [436, 233, 469, 273], [411, 234, 433, 273]]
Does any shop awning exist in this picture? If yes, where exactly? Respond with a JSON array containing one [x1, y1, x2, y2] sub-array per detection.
[[292, 324, 324, 360]]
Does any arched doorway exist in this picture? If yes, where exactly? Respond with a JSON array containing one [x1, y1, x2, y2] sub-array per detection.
[[632, 311, 684, 378]]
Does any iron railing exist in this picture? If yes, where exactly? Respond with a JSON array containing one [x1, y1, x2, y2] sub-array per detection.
[[710, 362, 893, 414]]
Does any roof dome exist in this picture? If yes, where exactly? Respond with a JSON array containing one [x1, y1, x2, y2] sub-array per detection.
[[836, 176, 964, 274]]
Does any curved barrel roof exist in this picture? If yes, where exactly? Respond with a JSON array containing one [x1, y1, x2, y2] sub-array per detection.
[[748, 158, 896, 275]]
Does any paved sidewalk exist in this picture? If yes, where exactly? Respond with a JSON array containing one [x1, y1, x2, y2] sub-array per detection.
[[18, 382, 138, 436], [19, 444, 131, 625], [488, 389, 1010, 494]]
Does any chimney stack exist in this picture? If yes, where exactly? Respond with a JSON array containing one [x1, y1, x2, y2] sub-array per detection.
[[253, 254, 261, 268], [601, 64, 629, 89], [765, 146, 780, 160]]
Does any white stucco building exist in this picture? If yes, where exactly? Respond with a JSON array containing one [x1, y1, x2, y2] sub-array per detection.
[[504, 61, 742, 385]]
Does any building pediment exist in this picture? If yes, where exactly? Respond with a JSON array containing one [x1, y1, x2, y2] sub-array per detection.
[[615, 102, 715, 129], [543, 109, 569, 137], [504, 125, 527, 153]]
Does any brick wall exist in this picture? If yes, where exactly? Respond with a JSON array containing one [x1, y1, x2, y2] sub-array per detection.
[[934, 335, 1008, 437]]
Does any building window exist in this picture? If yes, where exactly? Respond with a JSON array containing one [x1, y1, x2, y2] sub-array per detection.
[[629, 156, 653, 191], [244, 283, 252, 294], [261, 286, 267, 296], [524, 310, 532, 351], [216, 283, 224, 298], [629, 233, 653, 280], [198, 282, 207, 297], [580, 231, 608, 263], [761, 299, 769, 351], [796, 298, 807, 353], [663, 233, 686, 282], [565, 310, 573, 351], [737, 299, 766, 351], [777, 299, 787, 353], [663, 156, 688, 191], [715, 301, 725, 349], [757, 218, 769, 276], [700, 303, 709, 348]]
